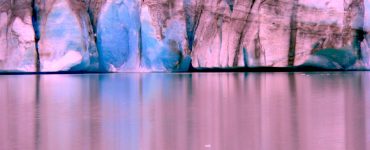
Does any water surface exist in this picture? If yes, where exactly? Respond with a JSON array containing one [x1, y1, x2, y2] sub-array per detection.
[[0, 72, 369, 150]]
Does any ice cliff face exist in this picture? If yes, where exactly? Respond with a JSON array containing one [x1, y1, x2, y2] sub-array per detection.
[[88, 0, 191, 72], [190, 0, 368, 68], [35, 0, 98, 72], [0, 0, 37, 72], [0, 0, 369, 72]]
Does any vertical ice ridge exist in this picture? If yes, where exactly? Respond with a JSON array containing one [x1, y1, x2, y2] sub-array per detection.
[[287, 0, 298, 66]]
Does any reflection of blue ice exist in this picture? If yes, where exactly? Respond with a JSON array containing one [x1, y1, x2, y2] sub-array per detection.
[[99, 75, 141, 149], [98, 73, 192, 149], [141, 73, 191, 102]]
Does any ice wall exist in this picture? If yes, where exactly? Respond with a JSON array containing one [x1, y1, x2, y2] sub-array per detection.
[[35, 0, 98, 72], [0, 0, 37, 72], [90, 0, 191, 72], [189, 0, 367, 69], [0, 0, 369, 72]]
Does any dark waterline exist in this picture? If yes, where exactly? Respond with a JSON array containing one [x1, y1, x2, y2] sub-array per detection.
[[0, 72, 369, 150]]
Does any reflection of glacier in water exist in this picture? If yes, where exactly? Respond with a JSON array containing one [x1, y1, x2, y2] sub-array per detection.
[[0, 72, 370, 150]]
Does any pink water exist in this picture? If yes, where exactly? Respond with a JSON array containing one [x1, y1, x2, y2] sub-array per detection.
[[0, 72, 369, 150]]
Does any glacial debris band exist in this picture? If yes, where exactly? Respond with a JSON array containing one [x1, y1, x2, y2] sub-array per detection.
[[0, 0, 369, 72]]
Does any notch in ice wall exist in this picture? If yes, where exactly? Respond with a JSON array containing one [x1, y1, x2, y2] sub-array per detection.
[[0, 0, 37, 72]]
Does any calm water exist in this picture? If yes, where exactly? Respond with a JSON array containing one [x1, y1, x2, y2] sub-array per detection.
[[0, 72, 369, 150]]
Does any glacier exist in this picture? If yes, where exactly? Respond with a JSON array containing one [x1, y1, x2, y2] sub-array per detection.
[[0, 0, 369, 72], [92, 0, 190, 72], [0, 0, 37, 72]]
